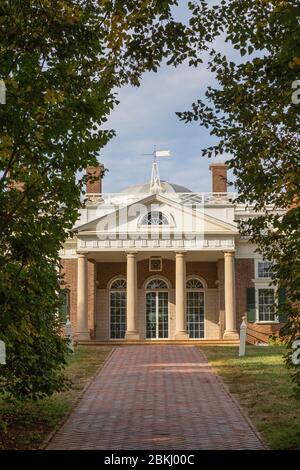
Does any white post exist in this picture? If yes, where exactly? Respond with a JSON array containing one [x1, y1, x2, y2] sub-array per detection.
[[65, 319, 74, 353], [239, 316, 247, 357], [0, 340, 6, 365]]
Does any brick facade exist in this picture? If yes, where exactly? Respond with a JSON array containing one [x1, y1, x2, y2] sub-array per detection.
[[94, 258, 220, 340], [61, 255, 282, 343], [60, 258, 77, 331], [97, 262, 127, 289], [60, 257, 95, 337], [186, 262, 218, 288], [96, 260, 219, 292], [246, 323, 283, 345], [235, 258, 255, 331], [234, 258, 284, 344], [138, 259, 175, 288]]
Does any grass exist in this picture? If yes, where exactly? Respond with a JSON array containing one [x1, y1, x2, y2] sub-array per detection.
[[201, 345, 300, 450], [1, 344, 299, 450], [0, 345, 112, 450]]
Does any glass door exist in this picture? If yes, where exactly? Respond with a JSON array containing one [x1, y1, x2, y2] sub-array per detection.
[[146, 291, 168, 339], [187, 291, 204, 338]]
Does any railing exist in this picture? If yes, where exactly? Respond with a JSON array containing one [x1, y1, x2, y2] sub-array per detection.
[[84, 192, 238, 206]]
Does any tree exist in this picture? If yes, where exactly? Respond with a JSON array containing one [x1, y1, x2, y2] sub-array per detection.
[[0, 0, 190, 400], [178, 1, 300, 390]]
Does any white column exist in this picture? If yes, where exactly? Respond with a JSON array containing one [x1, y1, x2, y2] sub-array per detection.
[[175, 251, 189, 340], [223, 251, 239, 339], [76, 252, 90, 340], [125, 251, 140, 340]]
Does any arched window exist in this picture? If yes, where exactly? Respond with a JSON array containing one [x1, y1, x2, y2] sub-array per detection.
[[146, 278, 168, 289], [186, 278, 204, 289], [141, 211, 169, 226], [110, 278, 126, 339], [110, 279, 127, 290]]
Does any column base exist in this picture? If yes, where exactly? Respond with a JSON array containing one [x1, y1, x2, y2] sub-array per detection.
[[125, 331, 140, 340], [76, 332, 90, 341], [174, 331, 189, 340], [223, 330, 239, 340]]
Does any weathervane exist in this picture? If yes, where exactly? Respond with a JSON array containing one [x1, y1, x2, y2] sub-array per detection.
[[142, 146, 171, 194]]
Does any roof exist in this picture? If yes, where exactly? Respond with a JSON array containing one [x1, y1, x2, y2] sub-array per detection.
[[121, 180, 192, 194]]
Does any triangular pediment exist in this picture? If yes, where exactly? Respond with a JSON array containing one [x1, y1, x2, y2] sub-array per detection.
[[73, 193, 238, 236]]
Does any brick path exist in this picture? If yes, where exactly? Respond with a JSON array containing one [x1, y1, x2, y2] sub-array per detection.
[[47, 346, 264, 450]]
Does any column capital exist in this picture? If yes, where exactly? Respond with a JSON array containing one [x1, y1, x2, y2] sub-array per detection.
[[223, 251, 235, 257], [76, 251, 88, 257], [125, 251, 138, 257], [175, 250, 187, 256]]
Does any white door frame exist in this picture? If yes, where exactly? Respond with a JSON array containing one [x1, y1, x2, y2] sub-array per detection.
[[186, 289, 206, 340], [145, 289, 169, 339]]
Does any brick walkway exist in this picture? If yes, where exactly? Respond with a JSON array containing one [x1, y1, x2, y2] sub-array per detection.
[[47, 346, 264, 450]]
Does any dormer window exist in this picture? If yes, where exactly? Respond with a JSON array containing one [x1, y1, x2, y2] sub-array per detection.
[[141, 211, 168, 226]]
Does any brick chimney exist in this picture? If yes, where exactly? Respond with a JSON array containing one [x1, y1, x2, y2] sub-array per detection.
[[209, 163, 228, 193], [86, 163, 104, 194]]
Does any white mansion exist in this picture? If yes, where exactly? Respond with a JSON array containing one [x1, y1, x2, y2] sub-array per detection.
[[59, 160, 284, 344]]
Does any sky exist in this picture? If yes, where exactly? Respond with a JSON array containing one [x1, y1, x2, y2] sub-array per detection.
[[100, 1, 231, 194]]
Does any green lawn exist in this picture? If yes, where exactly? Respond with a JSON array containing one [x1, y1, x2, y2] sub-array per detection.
[[0, 346, 112, 450], [1, 344, 299, 450], [201, 345, 300, 450]]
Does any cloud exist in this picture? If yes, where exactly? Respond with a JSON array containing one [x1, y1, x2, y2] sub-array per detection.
[[99, 3, 236, 194]]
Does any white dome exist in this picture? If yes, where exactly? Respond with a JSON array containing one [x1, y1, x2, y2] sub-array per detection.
[[121, 180, 191, 194]]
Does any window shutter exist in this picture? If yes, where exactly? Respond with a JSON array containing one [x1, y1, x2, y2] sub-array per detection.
[[246, 287, 256, 323], [278, 288, 287, 324]]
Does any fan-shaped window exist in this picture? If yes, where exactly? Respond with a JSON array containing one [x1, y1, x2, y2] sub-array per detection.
[[146, 278, 168, 289], [186, 278, 204, 289], [110, 279, 127, 290], [141, 211, 169, 226]]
